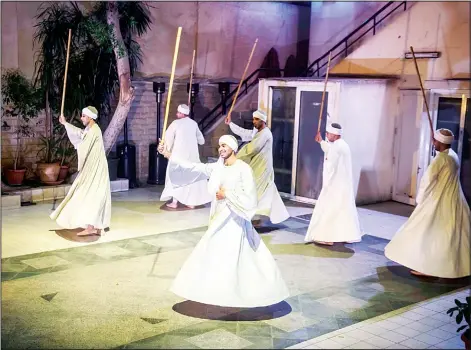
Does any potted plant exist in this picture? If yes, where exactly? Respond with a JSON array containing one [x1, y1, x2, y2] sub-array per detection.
[[447, 296, 470, 350], [36, 133, 61, 184], [55, 134, 76, 181], [1, 69, 42, 186]]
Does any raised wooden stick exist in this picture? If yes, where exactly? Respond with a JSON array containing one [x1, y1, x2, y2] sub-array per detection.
[[227, 39, 258, 120], [188, 49, 196, 106], [161, 27, 182, 143], [318, 51, 332, 133], [60, 29, 72, 117], [410, 46, 434, 135]]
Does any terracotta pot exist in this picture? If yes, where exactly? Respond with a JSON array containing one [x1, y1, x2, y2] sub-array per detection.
[[36, 163, 61, 183], [462, 333, 470, 350], [58, 165, 69, 181], [4, 168, 26, 186]]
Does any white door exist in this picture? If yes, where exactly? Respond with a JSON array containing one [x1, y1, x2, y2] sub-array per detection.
[[392, 90, 424, 205]]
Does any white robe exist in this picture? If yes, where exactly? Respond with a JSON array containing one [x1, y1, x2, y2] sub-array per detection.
[[167, 157, 290, 307], [229, 122, 290, 224], [305, 139, 363, 243], [385, 149, 471, 278], [50, 122, 111, 229], [160, 117, 212, 206]]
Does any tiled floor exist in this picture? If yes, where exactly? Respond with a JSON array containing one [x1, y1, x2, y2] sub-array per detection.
[[2, 186, 469, 349], [287, 287, 470, 349]]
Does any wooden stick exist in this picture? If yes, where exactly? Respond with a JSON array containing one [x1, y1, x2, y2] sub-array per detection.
[[161, 27, 182, 143], [188, 49, 196, 106], [227, 39, 258, 120], [60, 29, 72, 116], [410, 46, 434, 135], [317, 51, 332, 133]]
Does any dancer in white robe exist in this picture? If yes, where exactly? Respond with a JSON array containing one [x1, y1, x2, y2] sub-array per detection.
[[160, 104, 211, 209], [305, 123, 363, 245], [385, 129, 470, 278], [51, 106, 111, 236], [224, 110, 289, 224], [158, 135, 290, 307]]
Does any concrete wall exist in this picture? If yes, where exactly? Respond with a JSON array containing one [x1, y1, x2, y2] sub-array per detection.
[[309, 2, 383, 64], [136, 2, 301, 80], [331, 2, 471, 86]]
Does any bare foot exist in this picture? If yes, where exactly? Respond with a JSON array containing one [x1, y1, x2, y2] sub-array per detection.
[[166, 202, 178, 209], [410, 270, 432, 277], [186, 205, 195, 209], [77, 229, 95, 236], [315, 241, 334, 246]]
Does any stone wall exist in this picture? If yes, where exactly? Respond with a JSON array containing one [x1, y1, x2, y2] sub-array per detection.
[[1, 111, 47, 176]]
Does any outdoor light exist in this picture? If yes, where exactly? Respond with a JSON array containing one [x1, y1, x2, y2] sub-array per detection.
[[404, 51, 441, 59]]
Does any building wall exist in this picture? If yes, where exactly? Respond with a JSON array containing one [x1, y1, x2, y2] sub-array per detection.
[[309, 1, 383, 65], [331, 1, 471, 86]]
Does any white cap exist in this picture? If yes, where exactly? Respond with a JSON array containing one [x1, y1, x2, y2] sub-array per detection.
[[219, 135, 239, 152], [177, 104, 190, 115], [434, 129, 454, 144], [326, 122, 342, 136], [82, 106, 98, 119], [253, 110, 267, 122]]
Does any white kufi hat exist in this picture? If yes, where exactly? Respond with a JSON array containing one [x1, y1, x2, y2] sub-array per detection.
[[253, 110, 267, 122], [219, 135, 239, 152], [177, 104, 190, 115], [434, 128, 454, 145], [82, 106, 98, 119], [326, 122, 342, 136]]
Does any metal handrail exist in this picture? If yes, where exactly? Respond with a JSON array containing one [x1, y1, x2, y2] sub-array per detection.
[[199, 0, 409, 133]]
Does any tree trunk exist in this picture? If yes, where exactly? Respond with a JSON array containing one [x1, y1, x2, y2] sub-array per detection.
[[102, 1, 135, 155]]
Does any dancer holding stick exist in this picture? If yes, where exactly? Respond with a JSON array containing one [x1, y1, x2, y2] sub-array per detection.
[[305, 52, 363, 246], [384, 47, 470, 278], [51, 29, 111, 236], [159, 28, 211, 210], [225, 39, 290, 225]]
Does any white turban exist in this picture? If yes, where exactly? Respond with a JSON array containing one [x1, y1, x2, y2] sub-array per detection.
[[82, 106, 98, 119], [326, 122, 342, 136], [434, 128, 454, 145], [177, 104, 190, 115], [219, 135, 238, 152], [253, 110, 267, 122]]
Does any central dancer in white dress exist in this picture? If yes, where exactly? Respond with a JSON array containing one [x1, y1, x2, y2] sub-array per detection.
[[158, 135, 289, 307]]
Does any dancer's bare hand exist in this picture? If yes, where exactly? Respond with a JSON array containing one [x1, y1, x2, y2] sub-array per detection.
[[216, 187, 226, 200], [157, 139, 170, 158], [224, 115, 231, 125], [315, 131, 322, 143], [59, 114, 66, 125]]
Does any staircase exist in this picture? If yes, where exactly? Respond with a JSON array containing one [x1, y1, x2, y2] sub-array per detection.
[[198, 1, 412, 138]]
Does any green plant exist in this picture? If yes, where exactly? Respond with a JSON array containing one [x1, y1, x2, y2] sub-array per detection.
[[33, 1, 151, 136], [1, 69, 43, 170], [447, 297, 470, 340]]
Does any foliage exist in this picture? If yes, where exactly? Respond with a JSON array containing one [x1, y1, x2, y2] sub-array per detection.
[[33, 1, 151, 124], [447, 297, 470, 339], [1, 69, 43, 170]]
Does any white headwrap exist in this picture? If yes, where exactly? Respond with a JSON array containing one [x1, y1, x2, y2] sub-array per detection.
[[434, 129, 454, 145], [326, 122, 342, 136], [219, 135, 238, 152], [177, 104, 190, 115], [253, 110, 267, 122], [82, 106, 98, 119]]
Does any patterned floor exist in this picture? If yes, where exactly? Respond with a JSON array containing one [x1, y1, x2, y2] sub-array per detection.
[[2, 210, 469, 349]]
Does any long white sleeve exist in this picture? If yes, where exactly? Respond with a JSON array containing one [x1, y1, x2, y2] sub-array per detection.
[[64, 122, 85, 149], [229, 122, 257, 142]]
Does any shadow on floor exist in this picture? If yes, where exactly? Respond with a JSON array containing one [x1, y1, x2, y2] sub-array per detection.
[[386, 265, 471, 287], [52, 228, 100, 243], [359, 201, 415, 217], [172, 300, 292, 321]]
